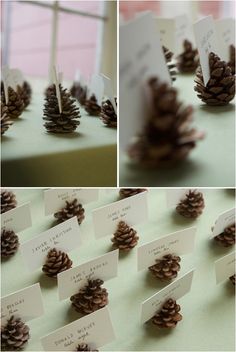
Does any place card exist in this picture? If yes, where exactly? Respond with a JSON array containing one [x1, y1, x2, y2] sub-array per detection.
[[2, 66, 12, 103], [215, 18, 235, 61], [20, 217, 81, 272], [1, 283, 44, 325], [41, 307, 115, 351], [1, 203, 32, 233], [52, 66, 62, 113], [137, 227, 196, 271], [58, 250, 119, 300], [11, 68, 24, 87], [44, 189, 99, 215], [89, 74, 104, 105], [92, 192, 148, 239], [141, 270, 194, 324], [175, 14, 194, 54], [215, 252, 235, 284], [211, 208, 235, 238], [155, 17, 176, 52], [166, 188, 202, 208], [101, 74, 117, 113]]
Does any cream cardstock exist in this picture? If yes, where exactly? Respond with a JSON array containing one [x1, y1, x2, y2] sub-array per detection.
[[11, 68, 24, 86], [137, 227, 196, 271], [92, 192, 148, 239], [175, 14, 194, 54], [1, 203, 32, 233], [100, 74, 117, 113], [58, 250, 119, 300], [141, 270, 194, 324], [44, 189, 99, 215], [52, 66, 62, 113], [89, 74, 104, 105], [215, 18, 235, 61], [1, 284, 44, 325], [155, 17, 176, 52], [211, 208, 235, 238], [215, 252, 235, 284], [166, 188, 201, 208], [41, 307, 115, 351], [20, 217, 81, 272], [193, 15, 219, 85]]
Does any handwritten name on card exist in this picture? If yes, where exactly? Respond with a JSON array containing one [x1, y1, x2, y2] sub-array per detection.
[[1, 203, 32, 233], [215, 18, 235, 61], [211, 208, 235, 238], [215, 252, 235, 284]]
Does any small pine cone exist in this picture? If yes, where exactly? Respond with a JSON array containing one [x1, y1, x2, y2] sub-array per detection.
[[119, 188, 147, 198], [213, 223, 235, 247], [229, 274, 235, 285], [42, 248, 72, 278], [100, 99, 117, 127], [176, 190, 205, 218], [1, 102, 13, 135], [21, 81, 32, 108], [44, 84, 54, 97], [1, 86, 24, 119], [194, 52, 235, 105], [149, 254, 181, 281], [162, 46, 177, 82], [75, 343, 98, 352], [70, 83, 87, 106], [1, 316, 30, 351], [177, 39, 198, 73], [1, 190, 17, 214], [151, 298, 182, 328], [1, 229, 19, 258], [70, 279, 108, 315], [111, 221, 139, 251], [228, 45, 235, 75], [54, 199, 85, 225], [84, 94, 101, 116]]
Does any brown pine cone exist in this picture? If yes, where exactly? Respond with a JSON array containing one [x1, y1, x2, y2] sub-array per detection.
[[21, 81, 32, 108], [162, 46, 177, 82], [1, 315, 30, 351], [70, 83, 87, 106], [176, 190, 205, 218], [84, 94, 101, 116], [42, 248, 72, 278], [44, 84, 54, 97], [149, 254, 181, 281], [111, 221, 139, 251], [177, 39, 198, 73], [213, 223, 235, 247], [1, 229, 19, 258], [100, 98, 117, 127], [229, 274, 235, 285], [1, 86, 24, 119], [119, 188, 147, 198], [54, 199, 85, 225], [1, 190, 17, 214], [151, 298, 182, 328], [228, 45, 235, 75], [1, 102, 13, 135], [70, 279, 108, 315], [75, 343, 98, 352], [194, 52, 235, 105]]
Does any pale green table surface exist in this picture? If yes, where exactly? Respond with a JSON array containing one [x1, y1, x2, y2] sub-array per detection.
[[1, 189, 235, 351], [119, 74, 235, 187], [1, 79, 117, 187]]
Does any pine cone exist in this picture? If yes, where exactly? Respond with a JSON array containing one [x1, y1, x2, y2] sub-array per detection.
[[75, 343, 98, 352], [176, 190, 204, 218], [151, 298, 182, 328], [70, 83, 87, 106], [84, 94, 101, 116], [43, 84, 80, 133], [42, 248, 72, 278], [229, 274, 235, 285], [1, 229, 19, 258], [194, 52, 235, 105], [44, 84, 54, 97], [1, 86, 24, 119], [1, 316, 30, 351], [177, 39, 198, 73], [100, 98, 117, 127], [54, 199, 85, 225], [128, 77, 204, 167], [119, 188, 147, 198], [149, 254, 181, 281], [163, 46, 177, 82], [228, 45, 235, 75], [213, 223, 235, 247], [21, 81, 32, 109], [70, 279, 108, 314], [111, 221, 139, 251], [1, 190, 17, 214], [1, 102, 13, 135]]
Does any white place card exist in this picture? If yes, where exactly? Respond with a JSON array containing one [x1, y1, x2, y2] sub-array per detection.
[[211, 208, 235, 238], [215, 252, 235, 284], [58, 250, 119, 300], [141, 270, 194, 324], [89, 74, 104, 105], [215, 18, 235, 61], [20, 217, 81, 272], [155, 17, 176, 53], [41, 307, 115, 351], [101, 74, 117, 113], [137, 227, 196, 271], [44, 189, 99, 215], [1, 203, 32, 233], [92, 192, 148, 239], [11, 68, 24, 86], [2, 66, 11, 103], [52, 66, 62, 113], [1, 284, 44, 325], [166, 189, 202, 208], [193, 15, 219, 85], [175, 14, 194, 55]]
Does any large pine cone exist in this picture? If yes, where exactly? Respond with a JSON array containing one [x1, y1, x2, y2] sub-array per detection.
[[176, 190, 205, 218], [229, 274, 235, 285], [70, 83, 87, 106], [1, 87, 24, 119], [21, 81, 32, 108], [84, 94, 101, 116], [194, 52, 235, 105], [228, 45, 235, 75], [70, 279, 108, 315], [1, 190, 17, 214], [75, 344, 98, 351], [43, 84, 80, 133], [54, 199, 85, 225], [119, 188, 147, 198], [100, 99, 117, 127], [152, 298, 182, 328], [149, 254, 181, 281], [1, 102, 13, 135], [177, 39, 198, 73], [42, 248, 72, 277], [162, 46, 177, 82], [1, 316, 30, 351], [1, 229, 19, 258], [213, 223, 235, 247], [111, 221, 139, 251]]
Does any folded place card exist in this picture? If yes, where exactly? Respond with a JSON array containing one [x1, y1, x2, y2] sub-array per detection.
[[166, 189, 202, 208], [1, 283, 44, 325], [141, 270, 194, 324], [41, 307, 115, 351], [58, 250, 119, 300], [44, 189, 99, 215], [1, 203, 32, 233], [137, 227, 196, 271], [89, 74, 104, 105], [211, 208, 235, 238], [101, 74, 117, 113], [92, 192, 148, 239], [20, 217, 81, 272], [215, 252, 235, 284], [215, 18, 235, 61]]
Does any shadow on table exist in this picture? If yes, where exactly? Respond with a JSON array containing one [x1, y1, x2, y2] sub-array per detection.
[[1, 135, 15, 143], [171, 210, 198, 227], [145, 271, 168, 290], [44, 131, 85, 139], [37, 272, 58, 290], [207, 237, 233, 257], [199, 103, 235, 115], [144, 320, 174, 338], [107, 244, 131, 260], [65, 305, 83, 324]]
